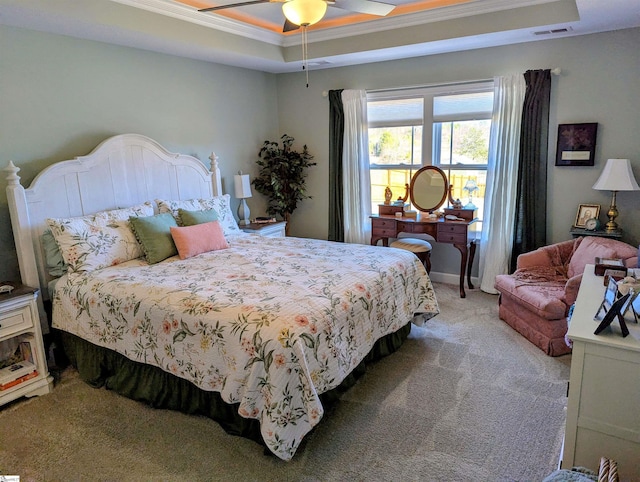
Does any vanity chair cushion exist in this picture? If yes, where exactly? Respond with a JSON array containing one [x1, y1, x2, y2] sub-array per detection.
[[494, 236, 638, 356], [390, 235, 433, 273]]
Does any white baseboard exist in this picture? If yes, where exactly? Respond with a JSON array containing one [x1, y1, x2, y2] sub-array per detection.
[[428, 270, 479, 288]]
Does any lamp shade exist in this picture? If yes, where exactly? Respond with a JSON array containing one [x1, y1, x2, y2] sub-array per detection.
[[592, 158, 640, 191], [282, 0, 327, 26], [234, 173, 253, 199], [463, 179, 479, 193]]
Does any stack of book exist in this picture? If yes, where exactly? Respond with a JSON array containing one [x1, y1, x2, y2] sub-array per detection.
[[0, 336, 38, 391]]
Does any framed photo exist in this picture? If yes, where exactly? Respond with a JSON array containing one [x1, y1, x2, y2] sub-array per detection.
[[595, 276, 618, 320], [555, 123, 598, 166], [574, 204, 600, 228], [595, 292, 630, 337]]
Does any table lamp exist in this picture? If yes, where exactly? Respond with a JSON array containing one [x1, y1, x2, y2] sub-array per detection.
[[592, 158, 640, 232], [463, 179, 479, 209], [234, 171, 252, 226]]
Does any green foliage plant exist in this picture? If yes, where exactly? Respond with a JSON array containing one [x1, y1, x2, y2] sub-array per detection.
[[253, 134, 316, 233]]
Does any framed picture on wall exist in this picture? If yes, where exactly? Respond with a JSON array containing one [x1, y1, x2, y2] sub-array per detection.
[[574, 204, 600, 228], [555, 123, 598, 166]]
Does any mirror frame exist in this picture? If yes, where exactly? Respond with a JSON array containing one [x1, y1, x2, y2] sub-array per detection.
[[409, 165, 450, 213]]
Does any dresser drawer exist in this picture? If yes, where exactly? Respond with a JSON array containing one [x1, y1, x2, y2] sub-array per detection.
[[437, 223, 467, 244], [0, 305, 34, 338]]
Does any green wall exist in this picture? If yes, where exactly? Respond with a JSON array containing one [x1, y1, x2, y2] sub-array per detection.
[[2, 24, 639, 284], [276, 28, 640, 281], [0, 25, 278, 282]]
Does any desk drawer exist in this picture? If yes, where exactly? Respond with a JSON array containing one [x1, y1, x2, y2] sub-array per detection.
[[410, 224, 437, 236], [372, 218, 397, 237], [437, 223, 467, 244]]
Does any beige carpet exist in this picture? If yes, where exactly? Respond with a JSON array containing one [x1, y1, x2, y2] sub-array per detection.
[[0, 282, 571, 481]]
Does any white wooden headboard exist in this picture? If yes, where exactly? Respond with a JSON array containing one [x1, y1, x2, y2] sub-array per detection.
[[4, 133, 223, 328]]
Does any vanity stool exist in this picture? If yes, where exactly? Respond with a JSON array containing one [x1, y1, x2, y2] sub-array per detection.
[[390, 237, 432, 273]]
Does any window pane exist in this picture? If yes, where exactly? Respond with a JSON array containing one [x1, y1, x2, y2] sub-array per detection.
[[369, 126, 422, 166], [370, 168, 414, 213], [446, 169, 486, 232], [368, 98, 423, 126], [434, 92, 493, 122], [436, 120, 490, 166]]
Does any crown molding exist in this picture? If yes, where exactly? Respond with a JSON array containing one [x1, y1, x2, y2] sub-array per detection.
[[110, 0, 284, 45]]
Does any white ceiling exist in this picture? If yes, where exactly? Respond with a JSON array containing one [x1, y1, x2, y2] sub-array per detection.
[[1, 0, 639, 73]]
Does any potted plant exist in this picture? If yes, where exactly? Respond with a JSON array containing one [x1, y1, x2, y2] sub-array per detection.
[[252, 134, 316, 235]]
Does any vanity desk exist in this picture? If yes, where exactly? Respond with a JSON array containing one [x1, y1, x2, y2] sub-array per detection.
[[371, 213, 477, 298], [372, 165, 479, 298]]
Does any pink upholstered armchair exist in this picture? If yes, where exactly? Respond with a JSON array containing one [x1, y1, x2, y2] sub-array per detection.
[[494, 236, 638, 356]]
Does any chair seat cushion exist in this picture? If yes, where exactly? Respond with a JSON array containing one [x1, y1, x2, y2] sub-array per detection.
[[495, 273, 567, 319], [390, 238, 433, 253]]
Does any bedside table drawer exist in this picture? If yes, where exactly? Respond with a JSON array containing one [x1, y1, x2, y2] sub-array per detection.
[[0, 306, 34, 338], [437, 224, 467, 244]]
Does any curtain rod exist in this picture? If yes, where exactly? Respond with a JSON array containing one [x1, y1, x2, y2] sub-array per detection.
[[367, 78, 493, 94], [321, 68, 562, 97]]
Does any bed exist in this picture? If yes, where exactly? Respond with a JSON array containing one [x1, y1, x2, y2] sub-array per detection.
[[5, 133, 438, 460]]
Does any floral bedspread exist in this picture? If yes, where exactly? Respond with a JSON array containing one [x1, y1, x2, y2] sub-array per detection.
[[52, 234, 439, 460]]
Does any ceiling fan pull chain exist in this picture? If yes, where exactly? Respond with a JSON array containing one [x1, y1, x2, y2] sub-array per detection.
[[302, 26, 309, 88]]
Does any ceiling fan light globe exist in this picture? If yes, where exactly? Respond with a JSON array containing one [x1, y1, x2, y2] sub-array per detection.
[[282, 0, 327, 26]]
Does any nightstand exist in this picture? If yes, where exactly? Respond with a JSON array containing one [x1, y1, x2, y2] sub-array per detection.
[[0, 284, 53, 406], [570, 227, 623, 240], [240, 221, 287, 237]]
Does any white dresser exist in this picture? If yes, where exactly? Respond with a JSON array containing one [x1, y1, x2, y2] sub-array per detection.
[[562, 265, 640, 478]]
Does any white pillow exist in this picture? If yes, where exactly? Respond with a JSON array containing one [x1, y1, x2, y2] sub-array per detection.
[[46, 202, 154, 273], [155, 195, 241, 236]]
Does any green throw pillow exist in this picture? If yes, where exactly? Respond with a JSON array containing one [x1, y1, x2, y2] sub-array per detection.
[[42, 229, 68, 277], [179, 208, 219, 226], [129, 213, 178, 264]]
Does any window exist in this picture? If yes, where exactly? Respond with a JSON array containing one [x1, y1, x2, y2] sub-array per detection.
[[368, 97, 423, 212], [368, 84, 493, 232]]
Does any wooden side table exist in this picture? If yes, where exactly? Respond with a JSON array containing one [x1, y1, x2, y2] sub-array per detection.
[[0, 284, 53, 406], [240, 221, 287, 238]]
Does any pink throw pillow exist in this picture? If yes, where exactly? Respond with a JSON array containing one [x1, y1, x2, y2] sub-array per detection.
[[567, 236, 617, 278], [170, 221, 229, 260]]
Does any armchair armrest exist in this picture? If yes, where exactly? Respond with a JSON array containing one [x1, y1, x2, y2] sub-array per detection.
[[517, 249, 552, 270], [563, 273, 583, 307]]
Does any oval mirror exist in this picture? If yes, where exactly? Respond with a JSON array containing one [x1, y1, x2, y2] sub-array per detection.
[[409, 166, 449, 212]]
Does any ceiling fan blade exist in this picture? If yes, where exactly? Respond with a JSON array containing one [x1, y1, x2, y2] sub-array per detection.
[[334, 0, 395, 16], [199, 0, 270, 13], [283, 18, 300, 32]]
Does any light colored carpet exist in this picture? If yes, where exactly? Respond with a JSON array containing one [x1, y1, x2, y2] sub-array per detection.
[[0, 282, 571, 481]]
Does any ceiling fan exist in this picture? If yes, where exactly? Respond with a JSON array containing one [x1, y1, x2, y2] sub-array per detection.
[[198, 0, 396, 32]]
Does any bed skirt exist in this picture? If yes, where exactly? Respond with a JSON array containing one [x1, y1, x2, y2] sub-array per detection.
[[59, 322, 411, 451]]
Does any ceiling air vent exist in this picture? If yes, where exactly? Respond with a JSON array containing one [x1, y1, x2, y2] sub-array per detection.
[[308, 60, 332, 66], [533, 27, 573, 36]]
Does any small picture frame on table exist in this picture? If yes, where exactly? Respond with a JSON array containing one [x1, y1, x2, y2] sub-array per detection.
[[574, 204, 600, 228], [595, 276, 619, 319], [555, 122, 598, 166], [594, 277, 631, 337]]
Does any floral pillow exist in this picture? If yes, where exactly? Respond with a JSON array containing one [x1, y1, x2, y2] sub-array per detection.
[[46, 202, 153, 273], [155, 194, 241, 236]]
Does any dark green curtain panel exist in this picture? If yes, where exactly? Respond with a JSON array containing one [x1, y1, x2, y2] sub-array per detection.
[[511, 69, 551, 272], [328, 89, 344, 242]]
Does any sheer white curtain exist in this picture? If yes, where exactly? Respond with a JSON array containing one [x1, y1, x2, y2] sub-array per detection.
[[341, 89, 372, 244], [479, 74, 526, 293]]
